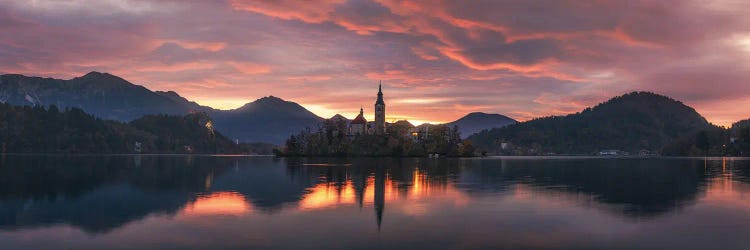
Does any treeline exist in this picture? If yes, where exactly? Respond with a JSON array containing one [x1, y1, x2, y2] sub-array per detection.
[[275, 119, 476, 157], [0, 103, 262, 154], [662, 124, 750, 156]]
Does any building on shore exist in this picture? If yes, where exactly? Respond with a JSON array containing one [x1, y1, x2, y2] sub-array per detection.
[[350, 107, 368, 135], [340, 83, 387, 136]]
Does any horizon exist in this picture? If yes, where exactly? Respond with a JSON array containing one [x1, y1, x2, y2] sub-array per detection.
[[2, 1, 750, 126], [3, 71, 721, 127]]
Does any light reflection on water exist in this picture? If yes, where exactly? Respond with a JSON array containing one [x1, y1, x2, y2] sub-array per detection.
[[183, 191, 252, 216], [0, 156, 749, 249]]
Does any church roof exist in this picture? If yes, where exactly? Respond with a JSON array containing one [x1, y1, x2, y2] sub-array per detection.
[[351, 112, 367, 124]]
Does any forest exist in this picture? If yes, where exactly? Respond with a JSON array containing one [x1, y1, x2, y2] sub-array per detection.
[[0, 103, 268, 154]]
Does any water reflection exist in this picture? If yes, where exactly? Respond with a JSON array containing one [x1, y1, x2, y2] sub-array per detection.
[[183, 192, 252, 216], [467, 158, 710, 218], [0, 155, 749, 249]]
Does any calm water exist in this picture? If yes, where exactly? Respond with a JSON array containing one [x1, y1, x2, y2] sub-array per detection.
[[1, 155, 750, 249]]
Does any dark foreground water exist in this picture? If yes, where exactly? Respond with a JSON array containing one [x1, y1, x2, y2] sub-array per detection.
[[1, 155, 750, 249]]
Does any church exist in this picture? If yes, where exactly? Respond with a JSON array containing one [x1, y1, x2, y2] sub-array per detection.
[[345, 83, 386, 136]]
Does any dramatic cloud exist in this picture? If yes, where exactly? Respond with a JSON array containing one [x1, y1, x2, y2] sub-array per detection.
[[1, 0, 749, 125]]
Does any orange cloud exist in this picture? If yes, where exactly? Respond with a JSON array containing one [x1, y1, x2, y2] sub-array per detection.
[[231, 0, 345, 23], [228, 62, 273, 75], [163, 40, 228, 52], [137, 62, 216, 73]]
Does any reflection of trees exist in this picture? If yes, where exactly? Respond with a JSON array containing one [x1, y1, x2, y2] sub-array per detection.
[[207, 158, 314, 213], [318, 158, 739, 220], [0, 155, 231, 233], [0, 155, 470, 234], [1, 155, 745, 235], [458, 158, 717, 218], [724, 159, 750, 183]]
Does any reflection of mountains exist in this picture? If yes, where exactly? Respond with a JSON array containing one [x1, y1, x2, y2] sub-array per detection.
[[0, 155, 743, 234], [0, 156, 223, 233]]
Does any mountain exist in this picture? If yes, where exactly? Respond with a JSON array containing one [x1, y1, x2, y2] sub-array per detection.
[[211, 96, 324, 144], [467, 92, 718, 155], [155, 90, 212, 112], [445, 112, 516, 138], [330, 114, 350, 122], [0, 72, 190, 121], [152, 91, 323, 144], [0, 72, 324, 144], [391, 120, 414, 128]]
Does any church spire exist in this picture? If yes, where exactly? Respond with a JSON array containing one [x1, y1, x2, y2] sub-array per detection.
[[376, 81, 384, 105]]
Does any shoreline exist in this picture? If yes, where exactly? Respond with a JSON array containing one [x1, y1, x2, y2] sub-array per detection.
[[0, 153, 274, 157], [2, 153, 748, 160]]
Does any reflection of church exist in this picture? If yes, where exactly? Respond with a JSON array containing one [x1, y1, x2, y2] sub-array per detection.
[[346, 83, 387, 136], [291, 159, 461, 231]]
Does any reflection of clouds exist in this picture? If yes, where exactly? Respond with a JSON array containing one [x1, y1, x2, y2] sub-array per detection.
[[183, 191, 253, 216], [299, 181, 358, 210]]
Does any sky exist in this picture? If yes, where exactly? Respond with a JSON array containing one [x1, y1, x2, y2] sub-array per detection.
[[1, 0, 750, 126]]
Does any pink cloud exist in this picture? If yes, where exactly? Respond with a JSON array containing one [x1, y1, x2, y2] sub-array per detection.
[[230, 0, 345, 23]]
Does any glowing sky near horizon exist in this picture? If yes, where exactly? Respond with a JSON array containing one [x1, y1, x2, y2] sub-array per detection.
[[2, 0, 750, 125]]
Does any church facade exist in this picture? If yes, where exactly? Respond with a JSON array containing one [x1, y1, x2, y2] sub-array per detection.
[[349, 107, 368, 135]]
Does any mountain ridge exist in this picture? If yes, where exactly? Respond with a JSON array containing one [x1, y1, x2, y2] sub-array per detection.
[[0, 72, 323, 144], [0, 71, 191, 121]]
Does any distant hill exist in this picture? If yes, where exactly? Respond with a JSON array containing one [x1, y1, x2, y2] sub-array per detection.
[[467, 92, 718, 155], [0, 72, 323, 144], [330, 114, 350, 122], [445, 112, 516, 138], [158, 92, 323, 144], [210, 96, 323, 144], [391, 120, 414, 128]]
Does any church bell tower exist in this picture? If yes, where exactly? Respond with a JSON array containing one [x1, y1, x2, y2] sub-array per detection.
[[374, 81, 386, 134]]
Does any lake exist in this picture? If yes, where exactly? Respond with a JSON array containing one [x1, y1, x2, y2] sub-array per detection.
[[0, 155, 749, 249]]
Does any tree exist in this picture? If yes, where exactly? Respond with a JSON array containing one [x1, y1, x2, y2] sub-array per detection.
[[695, 130, 710, 152]]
